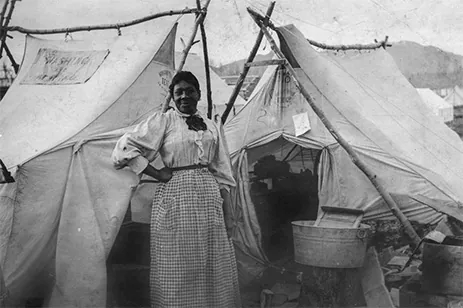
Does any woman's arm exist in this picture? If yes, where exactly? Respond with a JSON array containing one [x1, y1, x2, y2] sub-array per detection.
[[142, 164, 172, 183], [112, 112, 168, 175]]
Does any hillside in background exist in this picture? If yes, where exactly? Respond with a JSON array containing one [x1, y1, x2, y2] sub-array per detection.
[[213, 41, 463, 90], [388, 41, 463, 89]]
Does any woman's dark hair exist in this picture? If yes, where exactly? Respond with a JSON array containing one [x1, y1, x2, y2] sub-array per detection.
[[169, 71, 201, 97]]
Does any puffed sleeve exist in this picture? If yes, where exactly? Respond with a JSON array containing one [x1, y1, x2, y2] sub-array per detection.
[[112, 112, 168, 175], [209, 122, 236, 191]]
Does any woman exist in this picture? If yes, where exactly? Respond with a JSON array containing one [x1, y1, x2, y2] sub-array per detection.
[[112, 71, 241, 307]]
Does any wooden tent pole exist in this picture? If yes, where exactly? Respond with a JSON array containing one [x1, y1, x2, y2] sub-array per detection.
[[195, 0, 213, 119], [6, 8, 200, 35], [3, 42, 18, 73], [248, 8, 392, 51], [307, 37, 391, 51], [0, 1, 9, 31], [248, 12, 422, 247], [221, 1, 276, 124], [0, 0, 16, 59], [162, 0, 213, 112]]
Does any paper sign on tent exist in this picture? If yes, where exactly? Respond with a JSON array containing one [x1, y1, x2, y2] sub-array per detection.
[[293, 112, 311, 136]]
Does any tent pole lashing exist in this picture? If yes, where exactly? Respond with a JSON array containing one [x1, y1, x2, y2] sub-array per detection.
[[6, 8, 201, 35], [221, 1, 276, 124], [247, 9, 422, 248], [162, 0, 213, 113], [195, 0, 214, 119]]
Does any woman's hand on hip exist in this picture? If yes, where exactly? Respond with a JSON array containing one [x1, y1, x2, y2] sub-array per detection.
[[157, 167, 173, 183], [142, 164, 172, 183]]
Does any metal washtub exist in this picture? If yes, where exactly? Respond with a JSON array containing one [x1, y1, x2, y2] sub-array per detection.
[[291, 220, 371, 268]]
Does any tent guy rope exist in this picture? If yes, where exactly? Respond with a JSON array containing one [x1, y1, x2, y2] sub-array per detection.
[[247, 7, 422, 248]]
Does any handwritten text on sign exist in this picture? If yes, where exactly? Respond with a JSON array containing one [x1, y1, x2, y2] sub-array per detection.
[[21, 48, 110, 85]]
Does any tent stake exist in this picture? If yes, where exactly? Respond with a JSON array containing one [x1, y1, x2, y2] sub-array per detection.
[[196, 0, 213, 119], [162, 0, 213, 112], [248, 11, 422, 248], [221, 1, 276, 124]]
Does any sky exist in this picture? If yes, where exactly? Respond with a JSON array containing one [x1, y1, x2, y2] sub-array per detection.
[[1, 0, 463, 67]]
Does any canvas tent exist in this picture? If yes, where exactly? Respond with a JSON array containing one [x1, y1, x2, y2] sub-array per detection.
[[445, 86, 463, 107], [224, 24, 463, 279], [177, 52, 246, 119], [416, 88, 454, 123], [0, 20, 183, 306]]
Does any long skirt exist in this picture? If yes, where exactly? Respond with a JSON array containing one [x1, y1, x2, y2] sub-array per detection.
[[150, 168, 241, 308]]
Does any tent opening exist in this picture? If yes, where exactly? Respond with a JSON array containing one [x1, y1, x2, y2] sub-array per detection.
[[246, 138, 321, 262]]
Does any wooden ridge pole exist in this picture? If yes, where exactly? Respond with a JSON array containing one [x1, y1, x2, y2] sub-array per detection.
[[6, 8, 200, 35], [307, 37, 391, 51], [221, 1, 276, 124], [196, 0, 213, 119], [248, 8, 392, 51], [248, 9, 422, 248], [162, 0, 212, 112]]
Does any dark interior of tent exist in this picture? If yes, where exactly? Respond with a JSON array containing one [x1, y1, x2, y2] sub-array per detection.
[[105, 140, 321, 306], [248, 145, 321, 262]]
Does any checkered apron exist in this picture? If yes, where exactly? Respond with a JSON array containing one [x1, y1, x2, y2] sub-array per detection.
[[150, 168, 241, 308]]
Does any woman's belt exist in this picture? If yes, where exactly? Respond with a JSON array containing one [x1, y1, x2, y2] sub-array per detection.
[[170, 164, 209, 172]]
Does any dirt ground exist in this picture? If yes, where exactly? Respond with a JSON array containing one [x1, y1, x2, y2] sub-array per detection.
[[105, 218, 437, 308]]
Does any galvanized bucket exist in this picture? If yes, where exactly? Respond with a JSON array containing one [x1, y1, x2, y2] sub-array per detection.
[[291, 220, 370, 268]]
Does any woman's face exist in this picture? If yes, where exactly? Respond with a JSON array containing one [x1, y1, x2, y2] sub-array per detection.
[[172, 80, 200, 115]]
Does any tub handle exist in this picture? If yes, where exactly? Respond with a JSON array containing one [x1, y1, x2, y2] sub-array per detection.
[[357, 229, 368, 240]]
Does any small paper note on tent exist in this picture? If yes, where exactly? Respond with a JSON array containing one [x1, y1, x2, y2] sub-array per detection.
[[292, 112, 311, 137]]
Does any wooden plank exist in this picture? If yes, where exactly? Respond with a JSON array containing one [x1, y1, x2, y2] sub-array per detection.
[[314, 206, 364, 228], [244, 59, 286, 67]]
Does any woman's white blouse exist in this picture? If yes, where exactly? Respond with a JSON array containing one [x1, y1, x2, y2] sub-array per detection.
[[112, 109, 236, 190]]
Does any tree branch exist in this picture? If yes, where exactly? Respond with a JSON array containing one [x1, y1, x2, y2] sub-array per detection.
[[6, 8, 200, 35]]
